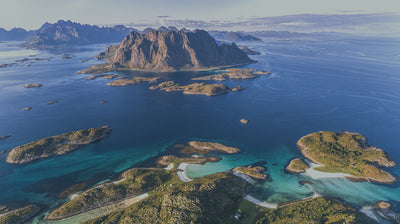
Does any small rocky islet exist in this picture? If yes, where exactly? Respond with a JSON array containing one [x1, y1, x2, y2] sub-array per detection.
[[23, 83, 42, 88], [232, 164, 268, 180], [285, 158, 310, 174], [6, 126, 112, 164]]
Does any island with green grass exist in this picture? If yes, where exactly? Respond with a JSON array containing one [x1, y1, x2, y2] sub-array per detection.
[[174, 141, 241, 154], [6, 126, 112, 164], [0, 204, 40, 224], [296, 131, 397, 184], [150, 81, 232, 96], [47, 168, 174, 220], [192, 68, 270, 81], [252, 197, 376, 224], [83, 172, 246, 224]]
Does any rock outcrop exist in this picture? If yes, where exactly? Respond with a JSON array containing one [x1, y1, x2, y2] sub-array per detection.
[[79, 29, 255, 73], [240, 118, 249, 124], [23, 84, 42, 88], [6, 126, 112, 164], [285, 158, 310, 174], [232, 164, 268, 180]]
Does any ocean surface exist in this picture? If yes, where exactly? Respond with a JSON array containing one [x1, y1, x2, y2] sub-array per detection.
[[0, 35, 400, 222]]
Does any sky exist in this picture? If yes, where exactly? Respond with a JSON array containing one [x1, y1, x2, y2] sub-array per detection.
[[0, 0, 399, 30]]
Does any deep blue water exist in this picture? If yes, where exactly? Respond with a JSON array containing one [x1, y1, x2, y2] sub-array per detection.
[[0, 35, 400, 219]]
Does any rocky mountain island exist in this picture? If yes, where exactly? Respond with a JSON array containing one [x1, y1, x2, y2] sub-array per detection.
[[78, 28, 255, 73], [23, 20, 134, 49]]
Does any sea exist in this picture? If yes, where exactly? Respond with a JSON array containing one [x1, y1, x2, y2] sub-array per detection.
[[0, 34, 400, 223]]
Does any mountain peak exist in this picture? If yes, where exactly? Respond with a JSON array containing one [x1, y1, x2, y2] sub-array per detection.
[[80, 29, 255, 73]]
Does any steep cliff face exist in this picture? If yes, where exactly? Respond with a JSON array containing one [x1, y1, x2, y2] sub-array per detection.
[[24, 20, 134, 49], [92, 29, 255, 72]]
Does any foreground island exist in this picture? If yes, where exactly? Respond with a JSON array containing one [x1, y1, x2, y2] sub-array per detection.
[[295, 131, 397, 184], [0, 204, 40, 224], [6, 126, 112, 164]]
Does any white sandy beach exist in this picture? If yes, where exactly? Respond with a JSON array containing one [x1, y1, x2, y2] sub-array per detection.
[[244, 195, 278, 209], [360, 206, 381, 223], [177, 163, 193, 182], [303, 162, 352, 179]]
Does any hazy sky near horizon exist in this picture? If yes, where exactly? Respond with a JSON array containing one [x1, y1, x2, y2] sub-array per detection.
[[0, 0, 399, 29]]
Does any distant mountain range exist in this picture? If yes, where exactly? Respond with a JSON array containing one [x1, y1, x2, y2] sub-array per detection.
[[79, 28, 255, 72], [208, 31, 261, 42], [0, 28, 35, 41], [22, 20, 137, 49]]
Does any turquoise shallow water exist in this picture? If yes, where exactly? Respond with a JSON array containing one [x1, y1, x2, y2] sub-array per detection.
[[1, 34, 400, 220]]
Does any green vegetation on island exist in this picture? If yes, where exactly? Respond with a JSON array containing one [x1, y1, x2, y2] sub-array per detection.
[[297, 131, 397, 184], [47, 168, 173, 220], [0, 204, 40, 224], [252, 197, 376, 224], [106, 77, 161, 86], [192, 68, 270, 81], [150, 81, 232, 96], [6, 126, 112, 164], [175, 141, 241, 154], [285, 158, 310, 174], [84, 172, 246, 224]]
